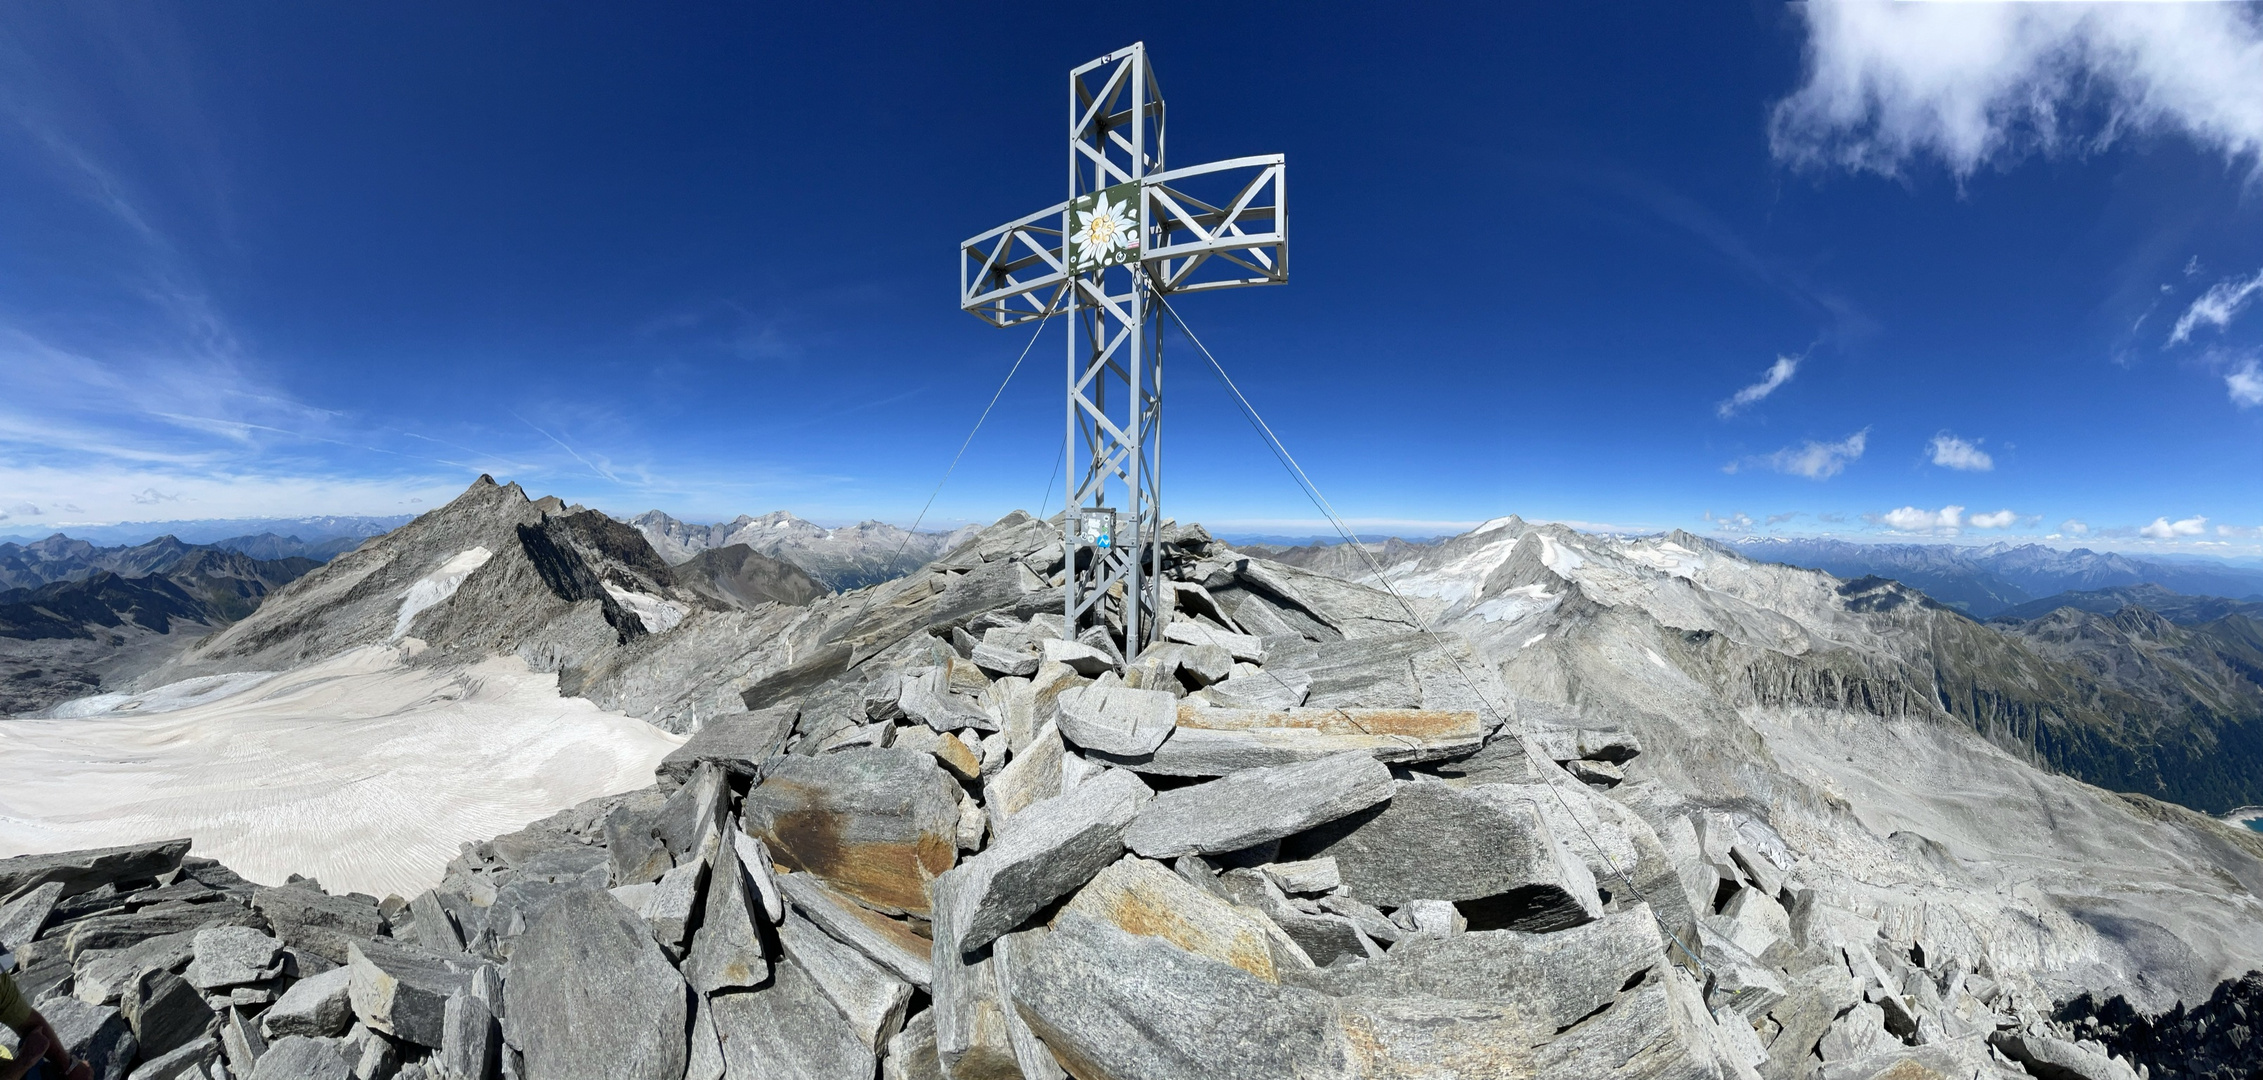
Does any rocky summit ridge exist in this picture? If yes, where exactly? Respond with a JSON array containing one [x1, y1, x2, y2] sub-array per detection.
[[5, 478, 2262, 1079]]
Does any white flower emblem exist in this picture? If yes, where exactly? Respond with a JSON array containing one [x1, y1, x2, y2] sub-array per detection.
[[1073, 192, 1137, 268]]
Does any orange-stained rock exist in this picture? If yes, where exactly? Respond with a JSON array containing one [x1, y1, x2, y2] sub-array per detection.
[[744, 747, 960, 917]]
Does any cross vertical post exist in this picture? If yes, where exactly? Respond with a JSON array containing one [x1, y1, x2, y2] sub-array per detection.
[[959, 43, 1288, 656]]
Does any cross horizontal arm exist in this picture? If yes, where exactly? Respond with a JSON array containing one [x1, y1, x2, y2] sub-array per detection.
[[960, 200, 1071, 327]]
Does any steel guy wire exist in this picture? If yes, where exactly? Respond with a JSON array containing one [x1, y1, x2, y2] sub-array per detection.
[[1154, 293, 1714, 985]]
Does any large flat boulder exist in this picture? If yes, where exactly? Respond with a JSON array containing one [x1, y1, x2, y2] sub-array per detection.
[[1061, 856, 1297, 982], [1122, 752, 1394, 858], [775, 871, 933, 988], [707, 955, 877, 1080], [1056, 684, 1178, 757], [1135, 705, 1487, 776], [346, 938, 473, 1049], [502, 888, 687, 1080], [778, 910, 912, 1051], [655, 706, 795, 782], [251, 885, 385, 965], [1304, 906, 1664, 1033], [0, 839, 191, 903], [1280, 780, 1602, 928], [743, 747, 961, 917], [933, 768, 1152, 954]]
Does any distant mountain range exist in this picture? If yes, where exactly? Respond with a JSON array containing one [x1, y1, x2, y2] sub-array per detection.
[[0, 537, 322, 714], [0, 513, 410, 549], [1731, 537, 2263, 618], [626, 510, 982, 591]]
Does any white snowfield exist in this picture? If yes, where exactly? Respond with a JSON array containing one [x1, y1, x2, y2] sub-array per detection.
[[0, 643, 681, 899], [393, 546, 494, 639]]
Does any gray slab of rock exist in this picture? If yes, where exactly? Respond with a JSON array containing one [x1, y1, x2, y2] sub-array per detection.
[[1987, 1031, 2140, 1080], [1162, 622, 1266, 663], [1523, 722, 1641, 764], [1008, 913, 1353, 1080], [1816, 1002, 1894, 1064], [1281, 780, 1601, 928], [641, 858, 704, 954], [733, 832, 785, 924], [218, 1005, 266, 1077], [927, 869, 1060, 1080], [1122, 751, 1393, 858], [125, 1037, 219, 1080], [983, 722, 1065, 838], [263, 964, 355, 1038], [1695, 923, 1789, 1021], [707, 955, 877, 1080], [881, 1009, 942, 1080], [934, 768, 1152, 954], [250, 1035, 352, 1080], [602, 797, 672, 888], [407, 890, 464, 956], [775, 871, 933, 988], [438, 991, 500, 1080], [122, 966, 214, 1061], [684, 819, 770, 994], [0, 839, 191, 903], [61, 903, 263, 962], [1317, 907, 1662, 1032], [684, 995, 725, 1080], [37, 994, 137, 1080], [502, 889, 686, 1080], [1040, 638, 1114, 675], [1141, 705, 1488, 775], [970, 638, 1041, 678], [1261, 857, 1340, 896], [653, 762, 731, 867], [1063, 856, 1304, 983], [253, 885, 385, 965], [778, 910, 911, 1050], [743, 747, 962, 917], [347, 938, 474, 1049], [1530, 964, 1727, 1080], [185, 926, 284, 990], [1056, 684, 1177, 757], [0, 880, 62, 949], [73, 930, 201, 1006], [656, 706, 796, 782], [1764, 964, 1862, 1077], [897, 669, 996, 732]]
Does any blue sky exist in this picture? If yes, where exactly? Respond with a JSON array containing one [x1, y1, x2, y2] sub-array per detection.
[[1, 2, 2259, 553]]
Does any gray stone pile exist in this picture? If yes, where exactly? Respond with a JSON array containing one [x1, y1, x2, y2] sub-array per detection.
[[0, 519, 2145, 1080]]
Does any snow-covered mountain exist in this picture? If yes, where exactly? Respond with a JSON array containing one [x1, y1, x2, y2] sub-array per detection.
[[627, 509, 982, 591]]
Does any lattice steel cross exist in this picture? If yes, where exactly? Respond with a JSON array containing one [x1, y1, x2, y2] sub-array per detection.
[[958, 42, 1288, 653]]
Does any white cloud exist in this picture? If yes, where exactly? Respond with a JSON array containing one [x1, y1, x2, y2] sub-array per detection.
[[2061, 518, 2090, 536], [1968, 509, 2018, 530], [1870, 504, 1964, 534], [2170, 268, 2263, 345], [1765, 511, 1799, 526], [1704, 511, 1756, 532], [2228, 358, 2263, 408], [1718, 354, 1801, 417], [1727, 429, 1869, 480], [2140, 515, 2208, 539], [1771, 3, 2263, 180], [1928, 432, 1994, 471]]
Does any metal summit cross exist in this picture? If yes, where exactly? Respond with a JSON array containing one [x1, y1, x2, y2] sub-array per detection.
[[958, 43, 1288, 655]]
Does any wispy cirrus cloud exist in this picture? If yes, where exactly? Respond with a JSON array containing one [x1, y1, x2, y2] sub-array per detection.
[[1771, 2, 2263, 180], [1717, 353, 1801, 418], [2170, 268, 2263, 345], [1725, 429, 1869, 480]]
